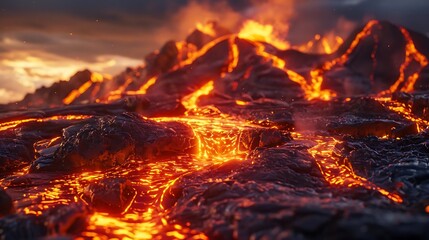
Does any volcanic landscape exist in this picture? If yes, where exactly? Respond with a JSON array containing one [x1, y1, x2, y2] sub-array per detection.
[[1, 20, 429, 239]]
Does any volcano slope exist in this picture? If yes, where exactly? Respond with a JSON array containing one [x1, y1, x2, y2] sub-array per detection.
[[1, 20, 429, 239]]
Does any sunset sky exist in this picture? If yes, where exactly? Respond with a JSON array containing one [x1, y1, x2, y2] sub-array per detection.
[[1, 0, 428, 103]]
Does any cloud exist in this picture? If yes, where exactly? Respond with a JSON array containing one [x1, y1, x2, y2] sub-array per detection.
[[0, 88, 22, 103], [150, 0, 242, 43], [0, 49, 141, 103]]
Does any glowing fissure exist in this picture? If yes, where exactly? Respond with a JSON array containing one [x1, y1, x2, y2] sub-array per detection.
[[293, 132, 403, 203], [305, 21, 383, 100], [181, 81, 214, 111], [165, 79, 255, 161], [306, 20, 427, 98], [396, 27, 428, 93], [238, 20, 290, 50], [0, 115, 90, 132], [297, 34, 344, 54], [376, 97, 429, 132], [136, 76, 158, 95], [80, 161, 209, 239], [177, 35, 232, 68], [106, 76, 134, 101], [248, 39, 336, 100], [63, 80, 93, 105], [226, 37, 239, 75], [196, 22, 216, 37], [63, 72, 105, 105]]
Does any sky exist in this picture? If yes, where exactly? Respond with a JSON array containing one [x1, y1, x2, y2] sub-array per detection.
[[0, 0, 428, 103]]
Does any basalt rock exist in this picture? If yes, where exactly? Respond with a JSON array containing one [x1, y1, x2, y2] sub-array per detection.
[[0, 189, 14, 217], [81, 178, 137, 214], [0, 203, 89, 239], [30, 113, 196, 172]]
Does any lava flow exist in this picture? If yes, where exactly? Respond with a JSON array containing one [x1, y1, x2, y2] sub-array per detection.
[[2, 19, 429, 239]]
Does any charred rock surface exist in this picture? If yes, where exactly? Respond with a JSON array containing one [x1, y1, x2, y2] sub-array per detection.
[[82, 178, 137, 214], [0, 203, 89, 239], [0, 189, 14, 217], [0, 121, 83, 174], [165, 139, 429, 239], [30, 113, 196, 172], [339, 132, 429, 207]]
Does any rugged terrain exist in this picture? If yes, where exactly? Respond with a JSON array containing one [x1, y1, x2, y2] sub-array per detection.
[[1, 20, 429, 239]]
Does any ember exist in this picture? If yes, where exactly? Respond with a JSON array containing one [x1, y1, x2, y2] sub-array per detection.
[[1, 18, 429, 239]]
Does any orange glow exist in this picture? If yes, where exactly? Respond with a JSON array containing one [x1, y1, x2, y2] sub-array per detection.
[[235, 100, 248, 106], [106, 76, 134, 101], [376, 97, 429, 132], [110, 76, 159, 100], [181, 81, 214, 111], [0, 115, 90, 132], [298, 34, 344, 54], [175, 41, 198, 68], [293, 132, 403, 203], [196, 22, 216, 37], [137, 76, 158, 94], [80, 110, 252, 238], [322, 38, 333, 54], [379, 27, 428, 94], [250, 40, 336, 101], [63, 80, 92, 105], [155, 115, 255, 161], [177, 35, 231, 68], [63, 72, 106, 105], [90, 72, 104, 82], [307, 21, 380, 100], [238, 20, 290, 50], [226, 37, 239, 74], [305, 20, 427, 97]]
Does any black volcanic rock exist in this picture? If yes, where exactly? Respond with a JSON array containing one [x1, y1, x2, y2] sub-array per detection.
[[322, 21, 429, 95], [30, 113, 196, 172], [0, 120, 82, 174], [82, 178, 137, 214], [18, 70, 94, 108], [145, 40, 181, 77], [0, 189, 14, 217], [0, 203, 88, 239], [338, 132, 429, 206], [186, 21, 231, 49]]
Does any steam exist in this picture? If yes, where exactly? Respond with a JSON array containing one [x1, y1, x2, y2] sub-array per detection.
[[152, 0, 358, 50], [331, 17, 358, 40], [152, 0, 297, 45], [152, 1, 241, 43], [244, 0, 296, 38]]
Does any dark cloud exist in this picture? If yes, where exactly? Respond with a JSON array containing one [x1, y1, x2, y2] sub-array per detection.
[[1, 0, 428, 58]]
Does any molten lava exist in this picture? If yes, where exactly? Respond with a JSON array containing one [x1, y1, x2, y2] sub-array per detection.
[[295, 133, 403, 203], [63, 72, 105, 105], [181, 81, 214, 112], [238, 20, 290, 50]]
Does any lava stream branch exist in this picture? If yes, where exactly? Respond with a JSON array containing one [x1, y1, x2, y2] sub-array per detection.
[[293, 133, 403, 203], [376, 97, 429, 132]]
